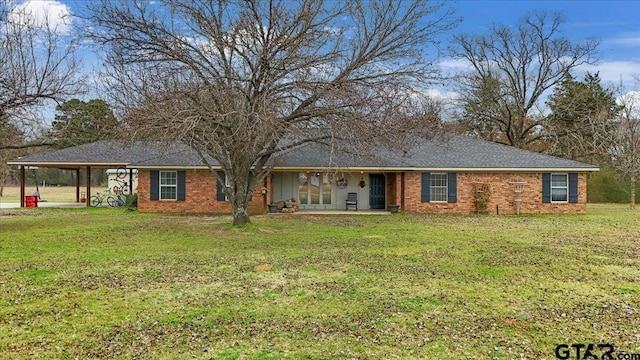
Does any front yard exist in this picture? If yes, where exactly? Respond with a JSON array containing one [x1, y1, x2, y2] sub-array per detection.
[[0, 204, 638, 359]]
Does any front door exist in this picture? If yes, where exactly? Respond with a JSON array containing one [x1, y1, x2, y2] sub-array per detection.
[[369, 174, 385, 209]]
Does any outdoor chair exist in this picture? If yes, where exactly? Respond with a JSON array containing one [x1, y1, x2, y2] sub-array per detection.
[[346, 192, 358, 211]]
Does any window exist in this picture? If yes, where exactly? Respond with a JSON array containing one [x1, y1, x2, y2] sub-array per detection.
[[430, 173, 447, 202], [298, 173, 331, 205], [160, 171, 177, 200], [422, 172, 457, 203], [551, 173, 568, 202]]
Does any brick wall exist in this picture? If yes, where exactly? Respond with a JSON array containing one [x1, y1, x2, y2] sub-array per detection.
[[137, 169, 588, 215], [137, 169, 268, 214], [401, 172, 588, 215]]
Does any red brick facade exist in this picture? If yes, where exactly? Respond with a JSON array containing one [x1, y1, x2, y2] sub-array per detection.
[[137, 170, 269, 214], [137, 169, 587, 215], [398, 172, 587, 215]]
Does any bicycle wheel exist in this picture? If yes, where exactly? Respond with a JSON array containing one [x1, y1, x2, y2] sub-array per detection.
[[116, 167, 127, 179], [90, 196, 101, 207], [120, 185, 130, 195], [107, 196, 118, 207]]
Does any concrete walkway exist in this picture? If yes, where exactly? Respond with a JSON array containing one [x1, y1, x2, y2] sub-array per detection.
[[0, 201, 87, 209], [271, 210, 393, 215], [0, 202, 395, 214]]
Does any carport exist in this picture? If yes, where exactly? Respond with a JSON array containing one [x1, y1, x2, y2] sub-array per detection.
[[7, 141, 146, 208]]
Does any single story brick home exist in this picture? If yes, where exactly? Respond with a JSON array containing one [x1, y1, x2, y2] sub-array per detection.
[[9, 134, 599, 214]]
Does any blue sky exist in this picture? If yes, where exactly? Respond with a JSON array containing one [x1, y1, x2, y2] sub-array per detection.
[[17, 0, 640, 100], [450, 0, 640, 86]]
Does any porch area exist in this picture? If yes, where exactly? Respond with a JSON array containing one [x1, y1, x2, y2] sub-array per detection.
[[269, 171, 403, 212], [268, 209, 394, 215]]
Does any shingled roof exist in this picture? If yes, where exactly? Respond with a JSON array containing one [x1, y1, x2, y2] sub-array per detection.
[[9, 134, 598, 171], [270, 134, 598, 171], [8, 140, 218, 168]]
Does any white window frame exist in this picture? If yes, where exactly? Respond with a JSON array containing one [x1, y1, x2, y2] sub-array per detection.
[[550, 173, 568, 203], [159, 171, 177, 200], [224, 175, 230, 201], [297, 172, 332, 205], [430, 173, 448, 202]]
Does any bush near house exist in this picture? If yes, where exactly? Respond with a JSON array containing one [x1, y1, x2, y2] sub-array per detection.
[[588, 167, 631, 203]]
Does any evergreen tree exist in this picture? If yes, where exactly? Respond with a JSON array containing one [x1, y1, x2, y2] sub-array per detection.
[[545, 72, 621, 163], [50, 99, 118, 148]]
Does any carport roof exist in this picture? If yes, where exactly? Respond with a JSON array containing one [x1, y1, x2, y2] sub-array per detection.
[[7, 140, 218, 168]]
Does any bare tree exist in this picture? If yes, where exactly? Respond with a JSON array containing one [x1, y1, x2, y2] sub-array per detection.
[[84, 0, 458, 225], [451, 11, 599, 150], [0, 0, 85, 150], [0, 118, 22, 195], [609, 92, 640, 208]]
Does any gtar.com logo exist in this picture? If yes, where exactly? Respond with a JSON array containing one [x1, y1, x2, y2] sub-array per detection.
[[555, 344, 640, 360]]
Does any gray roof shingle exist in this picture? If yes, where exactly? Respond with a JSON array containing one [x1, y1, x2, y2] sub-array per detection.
[[9, 134, 598, 171], [270, 134, 598, 170], [8, 140, 218, 168]]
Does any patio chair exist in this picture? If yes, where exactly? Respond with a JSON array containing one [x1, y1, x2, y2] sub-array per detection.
[[346, 192, 358, 211]]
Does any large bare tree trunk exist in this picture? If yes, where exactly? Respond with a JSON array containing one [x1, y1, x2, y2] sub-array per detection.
[[227, 172, 257, 226]]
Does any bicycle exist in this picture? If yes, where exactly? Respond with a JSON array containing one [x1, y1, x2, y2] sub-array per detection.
[[110, 167, 135, 195], [90, 190, 125, 207]]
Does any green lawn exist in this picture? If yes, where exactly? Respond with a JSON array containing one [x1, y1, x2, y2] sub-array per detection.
[[1, 205, 638, 359]]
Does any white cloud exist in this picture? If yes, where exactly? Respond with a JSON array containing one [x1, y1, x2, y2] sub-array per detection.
[[423, 89, 461, 102], [605, 32, 640, 47], [618, 91, 640, 118], [575, 60, 640, 85], [9, 0, 72, 35], [438, 58, 471, 71]]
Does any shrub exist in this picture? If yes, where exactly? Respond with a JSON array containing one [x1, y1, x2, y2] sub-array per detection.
[[125, 192, 138, 208], [587, 167, 629, 203]]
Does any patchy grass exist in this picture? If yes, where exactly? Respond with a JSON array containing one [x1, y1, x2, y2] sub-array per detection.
[[0, 204, 638, 359]]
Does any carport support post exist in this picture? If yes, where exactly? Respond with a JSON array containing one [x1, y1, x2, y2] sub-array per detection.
[[86, 166, 91, 207], [20, 166, 25, 208], [75, 168, 80, 202]]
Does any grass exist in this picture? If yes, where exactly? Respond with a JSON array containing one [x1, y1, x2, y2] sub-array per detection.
[[0, 204, 638, 359]]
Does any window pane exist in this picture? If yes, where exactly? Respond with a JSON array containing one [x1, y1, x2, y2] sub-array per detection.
[[431, 188, 447, 202], [551, 174, 567, 187], [551, 188, 567, 202], [298, 173, 308, 204], [431, 173, 447, 186], [160, 186, 177, 200], [310, 175, 320, 204], [160, 172, 177, 185], [430, 173, 448, 202], [322, 174, 331, 204]]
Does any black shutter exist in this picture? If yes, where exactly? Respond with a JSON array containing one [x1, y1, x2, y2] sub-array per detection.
[[216, 171, 226, 201], [447, 173, 457, 203], [568, 173, 578, 203], [421, 172, 430, 202], [150, 171, 159, 200], [542, 173, 551, 203], [177, 171, 186, 201]]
